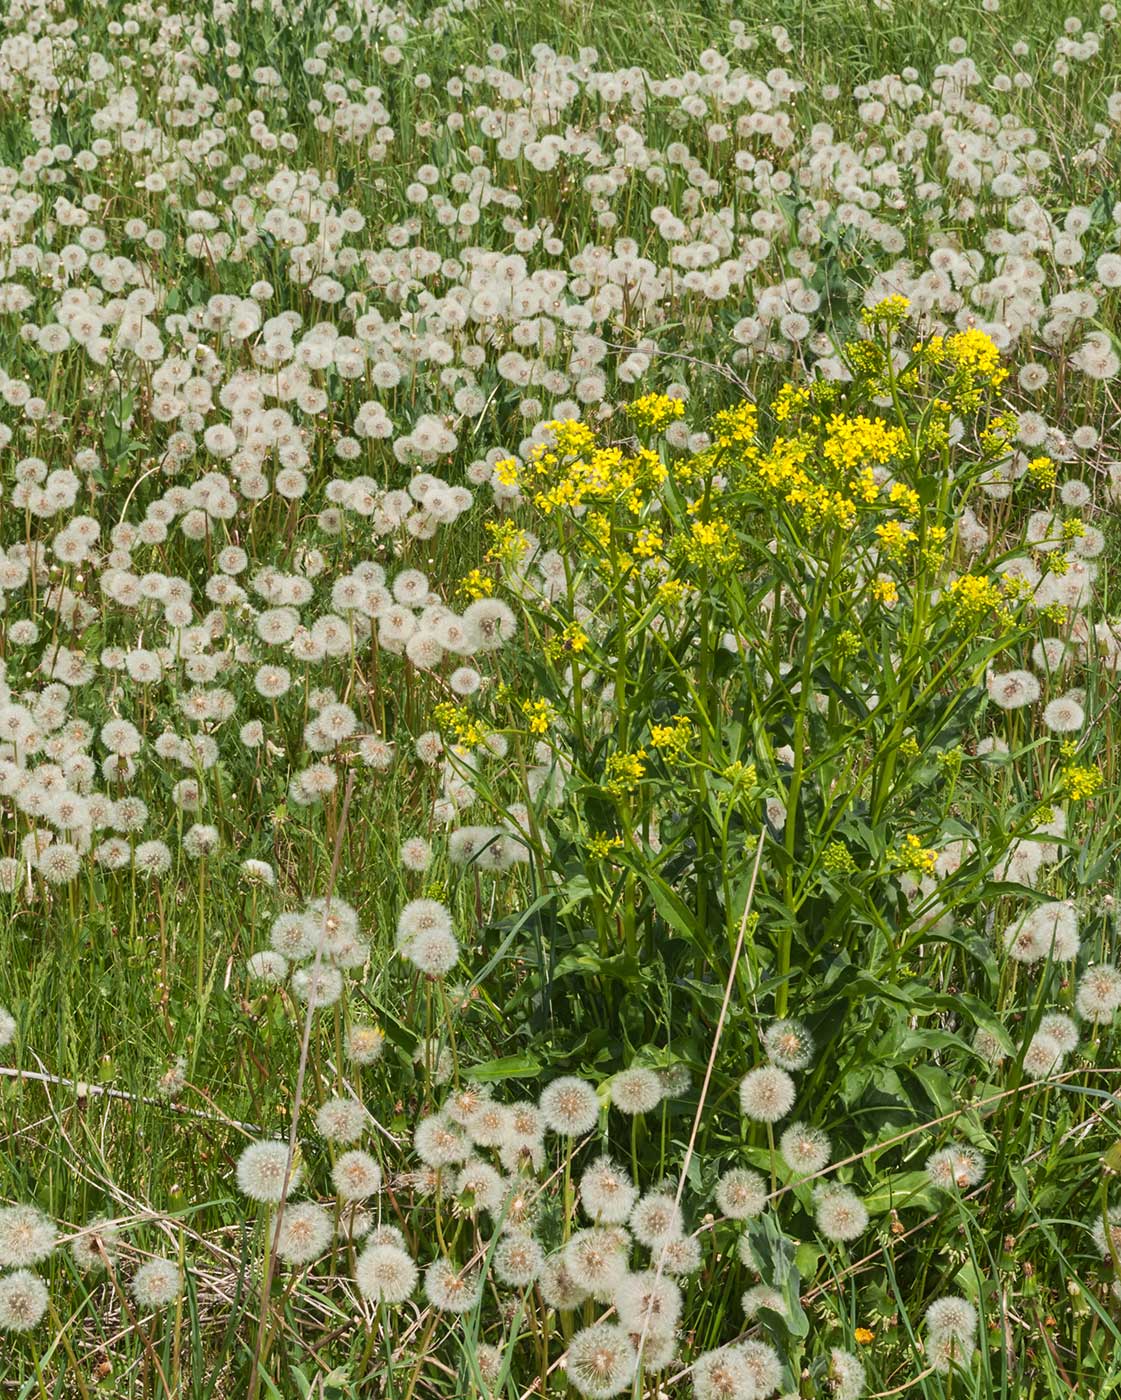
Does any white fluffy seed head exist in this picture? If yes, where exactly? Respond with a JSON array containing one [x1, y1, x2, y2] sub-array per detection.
[[738, 1066, 796, 1123], [236, 1140, 299, 1204]]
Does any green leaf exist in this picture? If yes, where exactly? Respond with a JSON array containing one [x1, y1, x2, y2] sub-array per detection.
[[862, 1169, 937, 1215], [466, 1053, 543, 1081], [744, 1214, 810, 1338]]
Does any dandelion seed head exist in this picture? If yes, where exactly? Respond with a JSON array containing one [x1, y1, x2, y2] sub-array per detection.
[[779, 1122, 831, 1175], [613, 1269, 682, 1334], [130, 1258, 182, 1310], [738, 1066, 796, 1123], [455, 1158, 506, 1214], [738, 1339, 783, 1397], [399, 836, 433, 871], [1076, 964, 1121, 1022], [565, 1227, 631, 1296], [247, 950, 288, 984], [70, 1217, 121, 1272], [927, 1329, 973, 1374], [763, 1018, 814, 1070], [347, 1024, 386, 1064], [657, 1232, 703, 1276], [714, 1167, 768, 1220], [291, 964, 344, 1007], [0, 1205, 56, 1267], [925, 1295, 978, 1341], [814, 1185, 869, 1242], [538, 1253, 589, 1310], [424, 1256, 482, 1313], [564, 1322, 637, 1399], [275, 1201, 333, 1265], [540, 1075, 600, 1137], [0, 1270, 48, 1332], [580, 1157, 638, 1225], [693, 1346, 756, 1400], [414, 1113, 470, 1168], [827, 1347, 866, 1399], [1023, 1031, 1065, 1076], [925, 1145, 986, 1190], [236, 1140, 299, 1204], [332, 1150, 383, 1200], [493, 1229, 545, 1287], [355, 1242, 418, 1304], [986, 668, 1040, 710], [608, 1066, 663, 1115], [629, 1191, 684, 1250], [742, 1284, 788, 1320]]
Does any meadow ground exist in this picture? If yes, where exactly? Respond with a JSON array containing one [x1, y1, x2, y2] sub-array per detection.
[[1, 0, 1121, 1396]]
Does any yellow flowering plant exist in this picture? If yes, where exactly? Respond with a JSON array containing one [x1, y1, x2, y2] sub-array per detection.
[[462, 309, 1081, 1059]]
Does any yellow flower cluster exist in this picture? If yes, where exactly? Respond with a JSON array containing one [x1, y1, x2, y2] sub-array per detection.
[[874, 520, 917, 559], [626, 392, 685, 431], [1026, 455, 1056, 488], [521, 698, 553, 735], [649, 715, 694, 762], [544, 623, 589, 659], [888, 482, 920, 517], [711, 400, 759, 449], [773, 383, 810, 422], [894, 833, 937, 875], [822, 413, 907, 473], [457, 568, 494, 600], [942, 327, 1008, 388], [633, 524, 664, 559], [604, 750, 647, 797], [702, 403, 910, 536], [675, 518, 739, 569], [944, 573, 1012, 630], [514, 419, 667, 518], [861, 294, 911, 328], [586, 833, 624, 859], [1062, 764, 1102, 801], [433, 701, 487, 749], [484, 519, 530, 566], [505, 322, 1011, 598]]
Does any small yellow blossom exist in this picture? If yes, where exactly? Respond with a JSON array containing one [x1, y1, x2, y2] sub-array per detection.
[[520, 699, 553, 735], [677, 519, 739, 569], [943, 327, 1008, 388], [861, 294, 911, 327], [604, 750, 648, 797], [587, 833, 624, 859], [874, 520, 918, 559], [894, 833, 937, 875], [1026, 455, 1057, 488], [1062, 764, 1102, 801], [627, 392, 684, 431], [432, 701, 486, 749], [544, 623, 589, 660], [457, 568, 494, 601], [494, 456, 521, 488], [649, 715, 694, 763], [484, 519, 530, 566], [888, 482, 921, 517], [871, 576, 899, 606], [945, 573, 1010, 630]]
